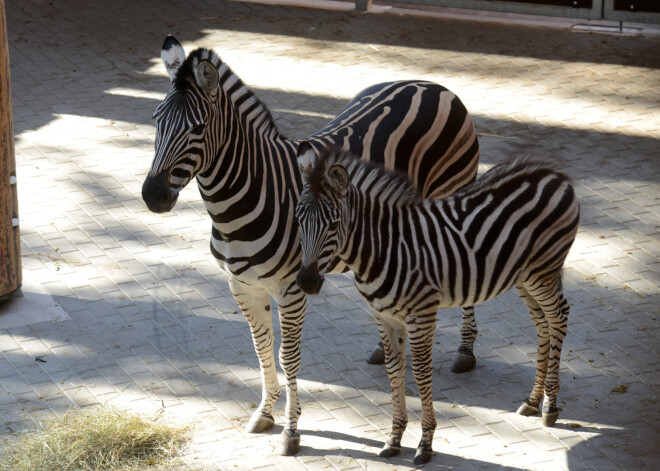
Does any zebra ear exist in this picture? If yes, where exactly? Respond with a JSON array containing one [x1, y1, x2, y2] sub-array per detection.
[[327, 164, 349, 195], [297, 141, 317, 176], [194, 60, 219, 94], [161, 35, 186, 82]]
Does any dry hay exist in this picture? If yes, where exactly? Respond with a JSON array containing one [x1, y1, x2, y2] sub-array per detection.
[[0, 405, 192, 471]]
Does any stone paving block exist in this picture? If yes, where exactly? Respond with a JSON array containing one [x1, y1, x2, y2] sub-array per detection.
[[329, 405, 370, 430]]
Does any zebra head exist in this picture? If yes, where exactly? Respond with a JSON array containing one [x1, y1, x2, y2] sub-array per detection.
[[295, 142, 350, 295], [142, 35, 222, 213]]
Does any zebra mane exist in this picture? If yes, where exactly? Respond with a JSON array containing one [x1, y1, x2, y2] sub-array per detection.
[[307, 151, 569, 207], [174, 47, 281, 137], [308, 147, 422, 205], [452, 155, 570, 200]]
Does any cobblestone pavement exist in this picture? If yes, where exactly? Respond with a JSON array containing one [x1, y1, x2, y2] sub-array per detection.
[[1, 0, 659, 469]]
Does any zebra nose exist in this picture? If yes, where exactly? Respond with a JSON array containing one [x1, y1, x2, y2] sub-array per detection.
[[297, 264, 323, 295], [142, 173, 176, 213]]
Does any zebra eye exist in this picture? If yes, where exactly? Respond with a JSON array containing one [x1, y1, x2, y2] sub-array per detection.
[[191, 124, 206, 134], [328, 220, 339, 230]]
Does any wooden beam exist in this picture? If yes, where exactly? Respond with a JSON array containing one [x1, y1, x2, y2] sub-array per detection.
[[0, 0, 21, 300]]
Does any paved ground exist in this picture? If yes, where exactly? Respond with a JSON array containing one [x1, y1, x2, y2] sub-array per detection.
[[1, 0, 659, 469]]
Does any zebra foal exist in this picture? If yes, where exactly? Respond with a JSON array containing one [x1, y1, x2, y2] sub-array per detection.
[[295, 144, 579, 464]]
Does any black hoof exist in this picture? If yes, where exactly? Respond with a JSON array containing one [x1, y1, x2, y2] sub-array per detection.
[[414, 444, 434, 464], [516, 399, 539, 417], [280, 430, 301, 456], [451, 352, 476, 373], [542, 405, 560, 427], [366, 345, 385, 365], [378, 443, 401, 458], [246, 413, 275, 433], [542, 410, 559, 427]]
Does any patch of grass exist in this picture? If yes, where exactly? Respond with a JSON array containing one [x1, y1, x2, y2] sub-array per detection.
[[0, 405, 192, 471]]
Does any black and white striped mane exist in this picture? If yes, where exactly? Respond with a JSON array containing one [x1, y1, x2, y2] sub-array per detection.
[[307, 147, 423, 206], [170, 47, 282, 137], [306, 149, 569, 210], [449, 155, 569, 201]]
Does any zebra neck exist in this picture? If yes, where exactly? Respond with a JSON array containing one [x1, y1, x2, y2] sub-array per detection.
[[340, 189, 401, 280], [341, 188, 451, 285], [197, 136, 294, 210], [196, 68, 298, 226], [195, 112, 297, 241]]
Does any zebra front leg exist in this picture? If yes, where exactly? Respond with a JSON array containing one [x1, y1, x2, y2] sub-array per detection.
[[375, 313, 408, 459], [451, 305, 477, 373], [276, 289, 307, 455], [228, 280, 280, 434], [408, 314, 438, 464]]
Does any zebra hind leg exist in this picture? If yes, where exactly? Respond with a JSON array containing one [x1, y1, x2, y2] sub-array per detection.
[[408, 315, 438, 465], [540, 290, 569, 427], [451, 305, 477, 373], [516, 279, 568, 426], [514, 281, 547, 419]]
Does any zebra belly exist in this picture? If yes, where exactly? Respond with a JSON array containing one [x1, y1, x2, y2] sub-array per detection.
[[434, 260, 524, 310], [353, 277, 442, 320]]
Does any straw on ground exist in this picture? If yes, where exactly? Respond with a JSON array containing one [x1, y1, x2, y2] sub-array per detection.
[[0, 405, 192, 471]]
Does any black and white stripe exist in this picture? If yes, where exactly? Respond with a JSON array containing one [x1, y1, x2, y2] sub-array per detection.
[[295, 146, 579, 464], [141, 35, 480, 455]]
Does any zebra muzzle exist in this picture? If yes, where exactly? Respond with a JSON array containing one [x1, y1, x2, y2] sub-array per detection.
[[142, 173, 178, 213], [296, 263, 324, 295]]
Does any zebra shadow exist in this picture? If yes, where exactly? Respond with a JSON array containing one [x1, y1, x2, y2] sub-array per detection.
[[269, 425, 528, 470]]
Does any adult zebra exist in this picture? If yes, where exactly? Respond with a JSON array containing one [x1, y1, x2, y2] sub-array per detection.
[[295, 145, 579, 463], [141, 35, 479, 455]]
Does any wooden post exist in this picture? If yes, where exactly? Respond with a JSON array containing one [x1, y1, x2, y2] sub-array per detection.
[[0, 0, 21, 300]]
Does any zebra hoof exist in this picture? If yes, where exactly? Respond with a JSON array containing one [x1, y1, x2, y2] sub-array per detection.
[[542, 406, 560, 427], [378, 443, 401, 458], [280, 430, 301, 456], [542, 411, 559, 427], [246, 413, 274, 433], [516, 400, 539, 417], [414, 444, 434, 464], [451, 352, 476, 373], [366, 344, 385, 365]]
